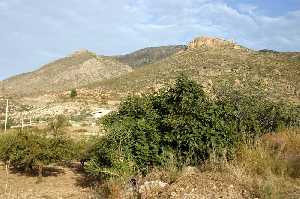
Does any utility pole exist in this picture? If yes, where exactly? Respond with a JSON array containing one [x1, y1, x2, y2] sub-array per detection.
[[21, 112, 24, 130], [4, 99, 8, 132]]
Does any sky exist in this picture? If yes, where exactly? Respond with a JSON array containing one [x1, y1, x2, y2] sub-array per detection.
[[0, 0, 300, 80]]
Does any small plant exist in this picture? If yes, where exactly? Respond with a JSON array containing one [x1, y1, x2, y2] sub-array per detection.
[[70, 88, 77, 98]]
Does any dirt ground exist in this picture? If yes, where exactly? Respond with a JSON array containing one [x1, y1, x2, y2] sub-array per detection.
[[0, 163, 97, 199], [158, 171, 252, 199], [137, 167, 253, 199], [0, 163, 253, 199]]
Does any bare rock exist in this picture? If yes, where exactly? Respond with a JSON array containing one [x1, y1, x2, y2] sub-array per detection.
[[188, 36, 241, 50], [139, 180, 168, 199]]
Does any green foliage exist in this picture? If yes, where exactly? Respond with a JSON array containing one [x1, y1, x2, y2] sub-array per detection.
[[70, 88, 77, 98], [0, 129, 77, 172], [86, 75, 300, 177], [48, 115, 70, 135], [83, 136, 136, 178], [0, 117, 13, 130], [217, 89, 300, 138], [86, 76, 234, 176]]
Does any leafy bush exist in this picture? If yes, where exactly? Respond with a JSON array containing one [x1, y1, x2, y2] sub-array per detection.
[[86, 76, 236, 176], [0, 129, 77, 176], [86, 75, 300, 177], [70, 88, 77, 98], [217, 89, 300, 138]]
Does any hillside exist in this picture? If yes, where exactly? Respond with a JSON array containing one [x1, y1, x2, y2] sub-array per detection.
[[1, 36, 299, 104], [0, 50, 132, 96], [90, 37, 300, 104], [114, 45, 186, 68]]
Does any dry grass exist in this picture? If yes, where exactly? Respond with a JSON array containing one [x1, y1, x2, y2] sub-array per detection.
[[222, 129, 300, 198], [97, 179, 129, 199], [235, 129, 300, 178]]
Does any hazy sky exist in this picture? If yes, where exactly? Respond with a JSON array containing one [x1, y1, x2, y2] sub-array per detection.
[[0, 0, 300, 80]]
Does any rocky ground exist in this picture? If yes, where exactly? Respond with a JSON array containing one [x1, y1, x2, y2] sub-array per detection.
[[159, 172, 251, 199], [137, 167, 253, 199]]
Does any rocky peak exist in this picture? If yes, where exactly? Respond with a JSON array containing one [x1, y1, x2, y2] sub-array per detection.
[[188, 36, 241, 50], [69, 49, 94, 57]]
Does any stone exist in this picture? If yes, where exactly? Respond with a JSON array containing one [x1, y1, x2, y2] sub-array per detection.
[[139, 180, 168, 199], [181, 166, 199, 176], [188, 36, 241, 49]]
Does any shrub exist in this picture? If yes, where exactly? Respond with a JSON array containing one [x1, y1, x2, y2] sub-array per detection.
[[84, 135, 136, 178], [70, 89, 77, 98], [85, 75, 300, 177], [48, 115, 70, 135], [0, 129, 77, 177], [86, 75, 238, 176], [217, 89, 300, 138]]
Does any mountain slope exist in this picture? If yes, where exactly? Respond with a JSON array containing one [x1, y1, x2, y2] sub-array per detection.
[[114, 45, 186, 68], [1, 50, 132, 96], [90, 37, 300, 104]]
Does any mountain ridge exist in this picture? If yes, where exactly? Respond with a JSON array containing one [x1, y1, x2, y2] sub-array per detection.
[[1, 50, 132, 96], [1, 36, 299, 104], [113, 45, 187, 68], [89, 37, 300, 104]]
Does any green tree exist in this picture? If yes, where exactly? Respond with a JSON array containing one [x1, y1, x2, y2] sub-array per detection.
[[86, 75, 238, 176], [0, 129, 77, 180]]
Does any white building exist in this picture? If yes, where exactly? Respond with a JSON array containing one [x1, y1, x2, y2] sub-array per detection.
[[91, 108, 112, 119]]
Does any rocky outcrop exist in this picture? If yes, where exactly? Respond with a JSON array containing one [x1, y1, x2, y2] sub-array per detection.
[[188, 36, 242, 49]]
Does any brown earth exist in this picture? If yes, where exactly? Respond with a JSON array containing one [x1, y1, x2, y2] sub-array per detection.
[[159, 171, 251, 199], [0, 164, 97, 199], [136, 166, 253, 199]]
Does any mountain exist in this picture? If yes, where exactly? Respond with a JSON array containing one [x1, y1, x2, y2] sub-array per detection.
[[1, 49, 132, 96], [90, 36, 300, 104], [114, 45, 186, 68], [2, 36, 299, 104]]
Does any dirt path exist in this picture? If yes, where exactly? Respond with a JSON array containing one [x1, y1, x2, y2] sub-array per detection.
[[0, 164, 96, 199]]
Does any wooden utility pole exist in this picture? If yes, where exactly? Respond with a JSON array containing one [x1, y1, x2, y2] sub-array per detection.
[[4, 99, 8, 132], [21, 112, 24, 130]]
